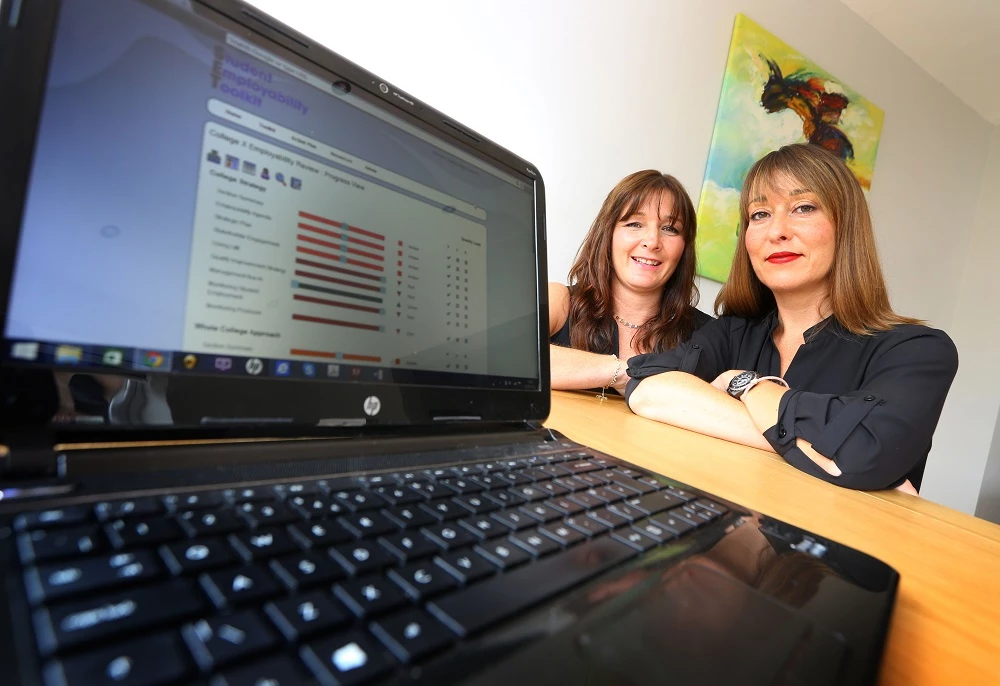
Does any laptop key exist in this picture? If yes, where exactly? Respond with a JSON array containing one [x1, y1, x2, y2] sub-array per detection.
[[25, 550, 162, 605], [509, 529, 561, 557], [287, 495, 348, 519], [200, 564, 280, 609], [163, 491, 225, 511], [612, 528, 660, 552], [334, 576, 408, 618], [182, 609, 279, 672], [427, 536, 635, 637], [331, 489, 386, 512], [451, 494, 499, 515], [566, 492, 604, 510], [609, 476, 656, 495], [519, 503, 564, 523], [300, 630, 396, 685], [388, 561, 459, 600], [632, 519, 676, 543], [264, 591, 352, 642], [14, 506, 91, 532], [105, 518, 182, 549], [229, 527, 298, 562], [437, 478, 483, 495], [33, 578, 206, 656], [270, 551, 344, 591], [489, 510, 534, 531], [210, 653, 311, 686], [176, 509, 243, 538], [588, 507, 630, 528], [457, 515, 504, 540], [420, 499, 464, 521], [160, 538, 236, 575], [338, 511, 399, 538], [481, 490, 525, 508], [474, 540, 531, 570], [582, 487, 624, 504], [16, 525, 105, 565], [222, 487, 273, 503], [370, 607, 456, 663], [631, 492, 684, 515], [272, 481, 326, 500], [378, 532, 439, 563], [551, 477, 586, 492], [433, 549, 495, 584], [288, 521, 352, 549], [535, 481, 570, 497], [234, 501, 300, 529], [370, 485, 422, 506], [564, 515, 610, 537], [329, 540, 395, 575], [382, 505, 437, 529], [665, 487, 697, 502], [562, 460, 602, 474], [508, 485, 548, 502], [538, 522, 586, 547], [43, 630, 191, 686], [421, 522, 478, 550], [694, 498, 729, 515], [648, 512, 696, 536], [94, 498, 163, 522]]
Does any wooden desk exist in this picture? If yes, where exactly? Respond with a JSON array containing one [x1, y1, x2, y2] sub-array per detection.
[[545, 390, 1000, 685]]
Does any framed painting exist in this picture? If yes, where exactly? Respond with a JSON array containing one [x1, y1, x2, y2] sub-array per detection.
[[697, 14, 884, 283]]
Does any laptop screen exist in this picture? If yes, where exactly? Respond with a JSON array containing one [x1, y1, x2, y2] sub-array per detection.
[[0, 0, 548, 431]]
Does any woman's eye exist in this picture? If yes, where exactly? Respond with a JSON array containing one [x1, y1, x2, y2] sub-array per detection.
[[795, 204, 816, 214], [661, 225, 680, 234], [624, 221, 642, 229], [749, 210, 769, 221]]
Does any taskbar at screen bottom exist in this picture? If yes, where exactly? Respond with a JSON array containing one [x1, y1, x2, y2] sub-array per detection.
[[2, 339, 539, 391]]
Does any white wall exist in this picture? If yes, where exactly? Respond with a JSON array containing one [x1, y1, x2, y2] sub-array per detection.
[[245, 0, 997, 513], [954, 126, 1000, 521]]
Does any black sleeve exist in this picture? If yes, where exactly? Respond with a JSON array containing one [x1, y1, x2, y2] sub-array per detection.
[[624, 316, 736, 401], [762, 327, 959, 490]]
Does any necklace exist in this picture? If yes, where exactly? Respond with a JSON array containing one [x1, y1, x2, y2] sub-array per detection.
[[614, 314, 642, 330]]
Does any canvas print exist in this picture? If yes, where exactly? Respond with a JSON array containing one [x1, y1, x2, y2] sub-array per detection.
[[697, 14, 884, 283]]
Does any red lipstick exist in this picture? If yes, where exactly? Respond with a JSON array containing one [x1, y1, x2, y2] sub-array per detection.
[[766, 252, 800, 264]]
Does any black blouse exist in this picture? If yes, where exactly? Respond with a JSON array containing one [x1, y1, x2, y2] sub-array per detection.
[[625, 312, 958, 491], [550, 305, 713, 356]]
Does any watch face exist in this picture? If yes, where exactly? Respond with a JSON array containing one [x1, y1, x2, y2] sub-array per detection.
[[728, 371, 759, 398]]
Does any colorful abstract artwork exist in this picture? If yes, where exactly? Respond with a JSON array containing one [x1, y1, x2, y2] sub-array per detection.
[[696, 14, 884, 283]]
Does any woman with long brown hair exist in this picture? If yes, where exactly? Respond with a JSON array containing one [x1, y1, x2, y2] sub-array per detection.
[[626, 144, 958, 493], [549, 170, 711, 397]]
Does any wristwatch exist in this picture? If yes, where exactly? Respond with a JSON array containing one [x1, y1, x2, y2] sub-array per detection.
[[726, 370, 760, 399]]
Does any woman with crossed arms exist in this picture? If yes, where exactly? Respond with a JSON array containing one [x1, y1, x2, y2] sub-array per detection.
[[626, 144, 958, 493], [549, 170, 712, 398]]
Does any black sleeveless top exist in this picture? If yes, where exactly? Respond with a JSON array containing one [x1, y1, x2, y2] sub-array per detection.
[[550, 304, 713, 356]]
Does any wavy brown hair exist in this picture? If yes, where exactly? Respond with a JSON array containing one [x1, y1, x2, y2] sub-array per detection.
[[567, 170, 700, 354], [716, 144, 921, 334]]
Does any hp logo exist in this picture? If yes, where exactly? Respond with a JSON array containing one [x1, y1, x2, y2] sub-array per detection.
[[363, 396, 382, 416]]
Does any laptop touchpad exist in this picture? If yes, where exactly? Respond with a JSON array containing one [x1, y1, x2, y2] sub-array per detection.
[[576, 559, 847, 685]]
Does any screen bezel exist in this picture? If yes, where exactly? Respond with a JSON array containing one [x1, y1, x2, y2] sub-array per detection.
[[0, 0, 550, 441]]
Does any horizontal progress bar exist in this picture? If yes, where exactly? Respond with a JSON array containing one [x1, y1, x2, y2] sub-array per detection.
[[293, 313, 382, 332], [295, 258, 383, 283], [290, 348, 381, 363], [298, 234, 383, 262], [295, 281, 383, 304], [294, 293, 381, 314], [297, 246, 383, 272], [294, 269, 384, 293], [298, 222, 383, 251], [298, 211, 385, 241]]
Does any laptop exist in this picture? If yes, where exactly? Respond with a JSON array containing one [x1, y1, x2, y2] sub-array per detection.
[[0, 1, 897, 684]]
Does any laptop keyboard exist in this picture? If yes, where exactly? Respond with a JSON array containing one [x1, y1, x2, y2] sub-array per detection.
[[11, 446, 730, 685]]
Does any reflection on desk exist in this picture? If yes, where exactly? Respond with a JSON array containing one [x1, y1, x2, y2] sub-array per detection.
[[545, 390, 1000, 685]]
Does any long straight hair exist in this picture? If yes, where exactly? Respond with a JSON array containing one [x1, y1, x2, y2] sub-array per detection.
[[567, 170, 700, 353], [716, 144, 921, 334]]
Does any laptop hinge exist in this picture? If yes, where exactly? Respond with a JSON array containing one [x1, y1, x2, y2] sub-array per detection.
[[1, 439, 65, 479]]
